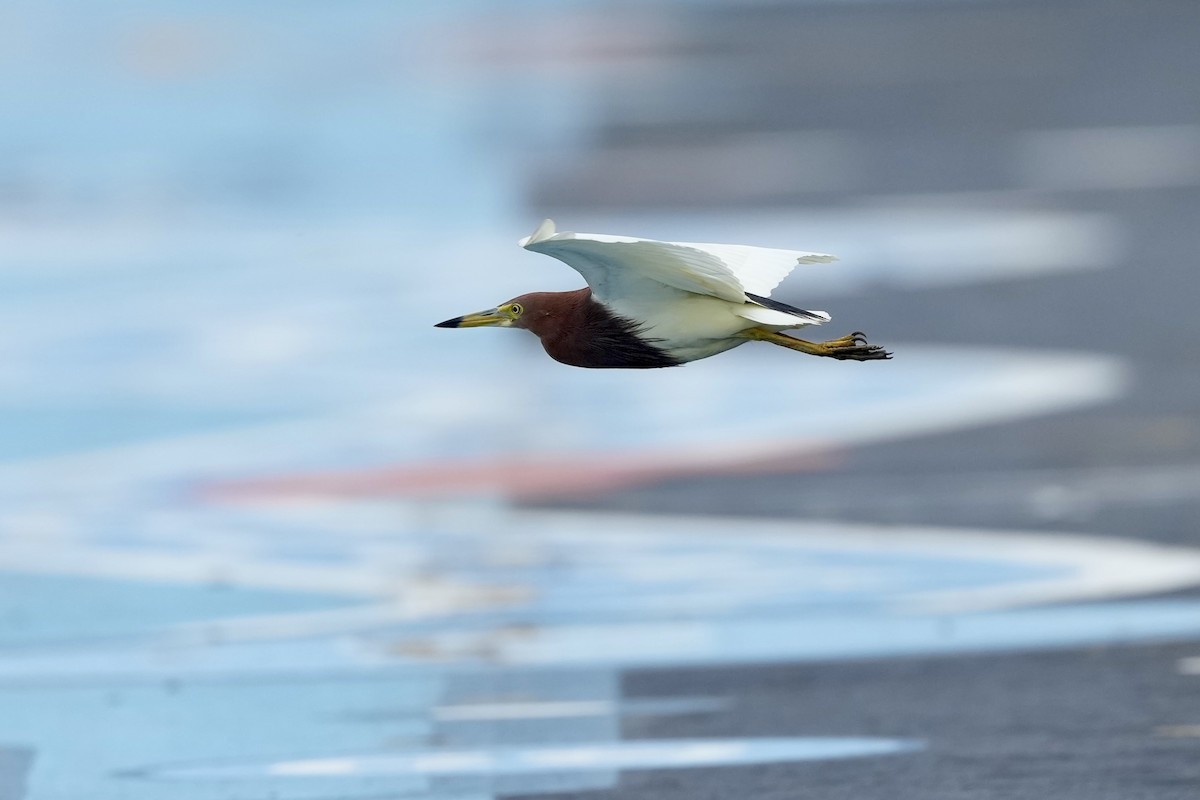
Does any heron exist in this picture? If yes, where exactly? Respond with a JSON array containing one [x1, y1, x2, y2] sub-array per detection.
[[435, 219, 890, 368]]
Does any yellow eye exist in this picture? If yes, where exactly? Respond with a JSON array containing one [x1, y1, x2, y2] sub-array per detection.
[[509, 303, 524, 317]]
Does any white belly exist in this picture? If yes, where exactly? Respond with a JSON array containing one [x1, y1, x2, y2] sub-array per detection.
[[604, 293, 756, 363]]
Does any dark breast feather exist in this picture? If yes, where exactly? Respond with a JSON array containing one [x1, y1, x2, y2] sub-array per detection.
[[545, 297, 681, 369]]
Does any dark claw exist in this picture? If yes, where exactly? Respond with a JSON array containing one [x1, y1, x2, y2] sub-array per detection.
[[821, 332, 891, 361], [836, 344, 892, 361]]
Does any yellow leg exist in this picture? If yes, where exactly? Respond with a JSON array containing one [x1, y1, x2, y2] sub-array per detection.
[[738, 328, 891, 361]]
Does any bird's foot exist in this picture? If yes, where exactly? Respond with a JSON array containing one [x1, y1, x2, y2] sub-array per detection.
[[816, 331, 892, 361]]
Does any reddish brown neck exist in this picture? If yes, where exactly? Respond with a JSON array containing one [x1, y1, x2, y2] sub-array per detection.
[[512, 288, 592, 340], [511, 288, 679, 369]]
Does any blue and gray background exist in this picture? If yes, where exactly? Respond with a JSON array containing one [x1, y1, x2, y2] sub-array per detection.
[[3, 1, 1200, 798]]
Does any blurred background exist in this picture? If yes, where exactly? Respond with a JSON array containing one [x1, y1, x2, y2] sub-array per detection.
[[3, 1, 1200, 799]]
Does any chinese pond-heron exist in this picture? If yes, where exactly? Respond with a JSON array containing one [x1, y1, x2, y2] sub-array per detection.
[[436, 219, 890, 368]]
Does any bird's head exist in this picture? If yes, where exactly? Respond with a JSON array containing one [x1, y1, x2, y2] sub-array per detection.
[[434, 292, 565, 334]]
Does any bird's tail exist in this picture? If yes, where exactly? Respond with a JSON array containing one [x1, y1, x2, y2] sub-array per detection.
[[741, 292, 830, 326]]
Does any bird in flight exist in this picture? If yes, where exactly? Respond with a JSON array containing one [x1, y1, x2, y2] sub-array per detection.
[[436, 219, 890, 369]]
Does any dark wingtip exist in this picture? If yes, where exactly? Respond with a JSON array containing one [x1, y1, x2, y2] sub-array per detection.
[[434, 317, 462, 328], [744, 292, 828, 324]]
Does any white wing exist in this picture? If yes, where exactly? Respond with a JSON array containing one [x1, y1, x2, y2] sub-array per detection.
[[519, 219, 835, 305]]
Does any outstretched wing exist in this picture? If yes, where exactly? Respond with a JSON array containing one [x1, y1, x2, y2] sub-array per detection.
[[518, 219, 836, 305]]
